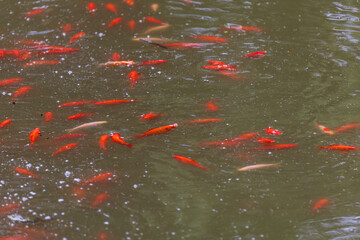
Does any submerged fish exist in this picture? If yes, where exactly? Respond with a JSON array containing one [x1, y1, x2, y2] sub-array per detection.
[[172, 155, 208, 170], [237, 164, 278, 171], [67, 121, 107, 133], [333, 123, 360, 134], [14, 167, 40, 179], [82, 172, 114, 185], [312, 199, 330, 213], [317, 144, 356, 151], [52, 143, 78, 157], [316, 124, 334, 135]]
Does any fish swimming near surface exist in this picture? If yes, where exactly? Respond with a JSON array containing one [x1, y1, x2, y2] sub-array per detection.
[[317, 144, 356, 151], [52, 143, 78, 157], [111, 133, 133, 148], [244, 51, 266, 58], [133, 123, 178, 138], [0, 78, 24, 87], [265, 127, 282, 135], [14, 168, 40, 179], [172, 155, 208, 170], [67, 121, 107, 133], [106, 18, 122, 29], [43, 112, 53, 123], [29, 128, 41, 147], [69, 32, 85, 45], [91, 193, 109, 208], [0, 119, 12, 128], [82, 172, 114, 185], [333, 123, 360, 134], [140, 112, 163, 120], [316, 124, 334, 135], [312, 199, 329, 213], [237, 163, 278, 171], [93, 99, 137, 105], [105, 3, 117, 14], [58, 100, 95, 107], [99, 135, 110, 151]]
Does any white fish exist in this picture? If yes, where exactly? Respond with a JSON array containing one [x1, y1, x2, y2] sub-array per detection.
[[67, 121, 107, 133], [237, 163, 278, 172]]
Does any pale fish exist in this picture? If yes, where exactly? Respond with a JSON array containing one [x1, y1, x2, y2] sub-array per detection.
[[237, 163, 278, 172], [67, 121, 107, 133]]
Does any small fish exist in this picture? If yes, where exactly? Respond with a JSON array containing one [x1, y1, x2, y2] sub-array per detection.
[[55, 133, 87, 140], [133, 123, 178, 138], [221, 25, 263, 32], [265, 127, 282, 135], [87, 3, 96, 13], [219, 71, 243, 80], [0, 119, 12, 128], [12, 86, 31, 100], [43, 112, 53, 123], [244, 51, 266, 58], [91, 193, 109, 208], [93, 99, 137, 105], [143, 24, 170, 35], [67, 121, 107, 133], [111, 53, 121, 61], [128, 20, 136, 31], [0, 203, 20, 216], [254, 144, 297, 151], [0, 78, 24, 87], [97, 232, 110, 240], [129, 71, 141, 88], [83, 172, 114, 185], [140, 112, 163, 120], [208, 60, 228, 65], [72, 186, 86, 200], [106, 18, 122, 29], [172, 155, 208, 170], [62, 23, 73, 33], [202, 65, 236, 71], [69, 32, 85, 45], [333, 123, 360, 134], [99, 61, 134, 66], [52, 143, 78, 157], [145, 16, 167, 25], [237, 163, 278, 172], [124, 0, 134, 7], [193, 36, 228, 43], [316, 124, 334, 135], [206, 100, 218, 111], [312, 199, 329, 213], [105, 3, 117, 14], [111, 133, 133, 148], [37, 48, 79, 55], [317, 144, 356, 151], [14, 168, 40, 179], [151, 3, 159, 12], [134, 37, 172, 43], [183, 118, 222, 125], [256, 137, 276, 145], [229, 132, 259, 142], [162, 43, 203, 49], [99, 135, 110, 151], [29, 128, 41, 147], [67, 112, 94, 120], [58, 100, 95, 107], [24, 60, 60, 67], [25, 8, 46, 19], [137, 60, 167, 66]]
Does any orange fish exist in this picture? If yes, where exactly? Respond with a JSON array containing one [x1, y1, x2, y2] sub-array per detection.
[[143, 25, 170, 35], [67, 112, 94, 120], [208, 60, 228, 65], [87, 2, 96, 13], [229, 132, 259, 142], [172, 155, 208, 170], [12, 86, 31, 99], [244, 51, 266, 58], [316, 124, 334, 135], [62, 23, 73, 33], [140, 112, 163, 120], [202, 65, 236, 71], [317, 144, 356, 151], [100, 61, 134, 66], [312, 199, 329, 213], [206, 100, 218, 111], [254, 144, 297, 151], [0, 119, 12, 128], [333, 123, 360, 134], [256, 137, 275, 145], [219, 71, 243, 80], [111, 133, 133, 148], [128, 20, 136, 31], [58, 100, 95, 107], [91, 193, 109, 208], [151, 3, 159, 12], [56, 133, 87, 140], [265, 127, 282, 135], [105, 3, 117, 14], [69, 32, 85, 45], [99, 135, 110, 151], [25, 8, 46, 19], [106, 18, 122, 29], [94, 99, 137, 105], [29, 128, 41, 147], [37, 48, 79, 55], [133, 123, 178, 138], [221, 25, 263, 32], [183, 118, 222, 125], [72, 186, 86, 200], [14, 167, 40, 179], [97, 232, 110, 240], [0, 78, 24, 87], [111, 53, 121, 61], [52, 143, 78, 157], [145, 16, 167, 25], [83, 172, 114, 185], [193, 36, 228, 43], [124, 0, 134, 7], [138, 60, 167, 66], [128, 71, 141, 88], [43, 112, 53, 123], [0, 203, 20, 216], [24, 60, 60, 67]]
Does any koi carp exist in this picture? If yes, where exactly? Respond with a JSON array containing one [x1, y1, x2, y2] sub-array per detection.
[[111, 133, 133, 148], [133, 123, 178, 138], [52, 143, 78, 157], [172, 155, 208, 170]]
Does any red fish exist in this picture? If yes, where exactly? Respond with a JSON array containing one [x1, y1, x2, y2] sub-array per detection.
[[129, 71, 141, 88], [94, 99, 137, 105], [0, 203, 20, 216], [25, 8, 46, 19], [128, 20, 136, 31], [206, 100, 218, 111], [100, 61, 134, 66], [38, 48, 79, 55], [312, 199, 329, 213], [256, 137, 276, 144], [52, 143, 78, 157], [219, 71, 243, 80], [14, 167, 40, 179], [91, 193, 109, 208], [111, 133, 133, 148], [0, 119, 12, 128], [229, 132, 259, 142], [29, 128, 41, 147], [62, 23, 73, 33], [83, 172, 114, 185], [58, 100, 95, 107], [87, 3, 96, 13], [138, 60, 167, 66], [244, 51, 266, 58], [202, 65, 236, 71], [208, 60, 228, 65], [55, 133, 87, 140], [316, 124, 334, 135], [99, 135, 110, 151], [24, 60, 60, 67], [111, 53, 121, 61], [105, 3, 117, 14], [0, 78, 24, 87], [317, 144, 356, 151], [254, 144, 297, 151], [172, 155, 208, 170], [12, 86, 31, 99], [124, 0, 134, 7], [43, 112, 53, 123], [162, 43, 203, 49], [133, 123, 178, 138], [333, 123, 360, 134], [265, 127, 282, 135], [145, 16, 167, 25], [221, 25, 263, 32], [97, 232, 110, 240], [67, 112, 94, 120], [106, 18, 122, 29], [69, 32, 85, 45], [140, 112, 163, 120], [183, 118, 222, 125], [193, 36, 228, 43], [72, 186, 86, 200]]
